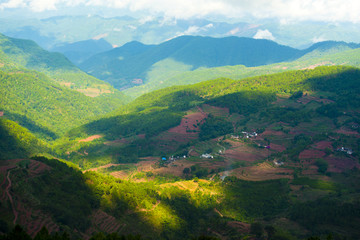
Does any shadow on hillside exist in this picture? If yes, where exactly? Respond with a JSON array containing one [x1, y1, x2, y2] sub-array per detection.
[[0, 119, 30, 160], [304, 67, 360, 100], [5, 111, 58, 140]]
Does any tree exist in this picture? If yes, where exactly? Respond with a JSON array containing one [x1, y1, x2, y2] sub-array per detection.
[[183, 167, 190, 175], [265, 225, 276, 240], [250, 222, 264, 239], [34, 226, 50, 240], [7, 225, 31, 240], [315, 158, 328, 174]]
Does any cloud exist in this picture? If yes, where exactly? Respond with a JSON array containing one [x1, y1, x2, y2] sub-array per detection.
[[253, 29, 275, 41], [1, 0, 360, 23], [0, 0, 86, 11], [171, 23, 215, 39], [0, 0, 26, 9], [312, 36, 327, 43]]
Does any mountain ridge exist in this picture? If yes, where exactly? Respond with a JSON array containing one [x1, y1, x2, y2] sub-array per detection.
[[80, 36, 360, 91], [80, 35, 302, 88]]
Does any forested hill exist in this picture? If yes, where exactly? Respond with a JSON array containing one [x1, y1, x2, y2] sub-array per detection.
[[79, 36, 301, 88], [0, 33, 126, 97], [0, 118, 47, 160], [0, 33, 75, 72], [0, 70, 126, 140], [68, 65, 360, 143]]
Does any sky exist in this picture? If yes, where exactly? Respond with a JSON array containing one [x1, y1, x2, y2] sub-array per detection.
[[1, 0, 360, 23]]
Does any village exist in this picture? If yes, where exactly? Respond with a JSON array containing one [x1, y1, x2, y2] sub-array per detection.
[[160, 130, 264, 166]]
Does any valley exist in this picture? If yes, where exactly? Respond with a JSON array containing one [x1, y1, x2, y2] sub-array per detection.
[[0, 30, 360, 240]]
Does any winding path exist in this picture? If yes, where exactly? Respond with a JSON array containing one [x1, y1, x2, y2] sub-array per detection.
[[5, 168, 18, 225]]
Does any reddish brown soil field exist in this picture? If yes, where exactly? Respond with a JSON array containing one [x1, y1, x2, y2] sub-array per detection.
[[135, 160, 157, 172], [297, 95, 334, 105], [0, 159, 59, 237], [223, 139, 269, 162], [269, 143, 287, 152], [335, 128, 360, 136], [84, 210, 124, 239], [230, 162, 293, 181], [79, 135, 103, 142], [225, 139, 244, 147], [225, 149, 266, 162], [20, 208, 59, 238], [261, 130, 286, 136], [299, 149, 326, 159], [168, 110, 207, 134], [104, 139, 128, 146], [0, 160, 24, 201], [227, 221, 250, 234], [198, 160, 229, 172], [104, 134, 145, 146], [156, 131, 197, 143], [301, 165, 319, 175], [289, 130, 309, 135], [326, 156, 360, 173], [28, 160, 51, 175], [152, 159, 196, 177], [312, 141, 333, 150], [202, 104, 229, 116], [272, 97, 287, 105]]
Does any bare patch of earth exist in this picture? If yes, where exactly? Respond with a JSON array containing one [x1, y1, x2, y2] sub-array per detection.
[[299, 149, 326, 159], [230, 162, 293, 181], [312, 141, 333, 150], [79, 135, 103, 142], [326, 155, 360, 173]]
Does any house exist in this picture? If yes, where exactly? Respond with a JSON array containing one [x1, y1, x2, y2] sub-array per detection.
[[241, 131, 258, 138], [273, 160, 284, 166], [200, 153, 214, 159], [337, 147, 353, 155]]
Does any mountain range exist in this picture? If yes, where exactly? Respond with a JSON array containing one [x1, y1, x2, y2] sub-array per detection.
[[2, 15, 360, 50], [80, 35, 360, 90]]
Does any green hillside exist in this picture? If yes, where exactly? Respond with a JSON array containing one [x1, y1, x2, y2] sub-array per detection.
[[1, 65, 360, 239], [0, 70, 126, 139], [125, 45, 360, 98], [59, 66, 360, 167], [0, 33, 126, 98], [0, 118, 47, 160]]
